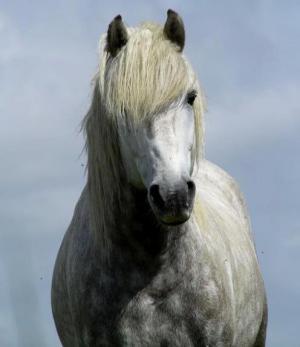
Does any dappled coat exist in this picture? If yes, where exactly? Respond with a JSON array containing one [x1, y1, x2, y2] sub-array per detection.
[[52, 10, 267, 347]]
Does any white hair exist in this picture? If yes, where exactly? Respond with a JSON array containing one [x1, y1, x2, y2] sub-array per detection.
[[82, 22, 205, 256]]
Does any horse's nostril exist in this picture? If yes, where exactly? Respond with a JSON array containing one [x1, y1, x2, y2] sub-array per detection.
[[187, 180, 196, 201], [149, 184, 165, 209]]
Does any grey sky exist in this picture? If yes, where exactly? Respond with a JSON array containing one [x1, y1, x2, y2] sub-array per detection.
[[1, 1, 299, 346]]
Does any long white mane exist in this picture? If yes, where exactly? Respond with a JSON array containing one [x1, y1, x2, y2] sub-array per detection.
[[82, 22, 205, 254]]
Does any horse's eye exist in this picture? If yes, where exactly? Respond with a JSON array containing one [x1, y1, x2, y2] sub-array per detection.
[[187, 90, 197, 106]]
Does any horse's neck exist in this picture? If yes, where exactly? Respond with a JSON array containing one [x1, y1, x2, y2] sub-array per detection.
[[104, 183, 190, 270]]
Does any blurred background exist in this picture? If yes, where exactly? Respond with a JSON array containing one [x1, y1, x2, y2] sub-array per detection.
[[1, 1, 299, 346]]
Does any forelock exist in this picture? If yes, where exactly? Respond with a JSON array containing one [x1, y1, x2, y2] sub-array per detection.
[[99, 23, 194, 121]]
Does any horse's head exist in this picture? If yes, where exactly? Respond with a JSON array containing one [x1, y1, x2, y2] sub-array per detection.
[[101, 10, 204, 226]]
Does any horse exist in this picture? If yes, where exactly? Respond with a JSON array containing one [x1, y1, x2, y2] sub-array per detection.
[[51, 10, 267, 347]]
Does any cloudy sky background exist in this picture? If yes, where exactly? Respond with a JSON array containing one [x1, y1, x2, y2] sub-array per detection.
[[1, 1, 299, 346]]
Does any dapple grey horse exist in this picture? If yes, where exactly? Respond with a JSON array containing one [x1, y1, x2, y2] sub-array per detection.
[[52, 10, 267, 347]]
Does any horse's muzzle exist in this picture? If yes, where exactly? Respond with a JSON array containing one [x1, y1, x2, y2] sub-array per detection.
[[148, 179, 196, 225]]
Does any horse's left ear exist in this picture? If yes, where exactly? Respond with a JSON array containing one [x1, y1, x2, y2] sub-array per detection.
[[163, 9, 185, 52], [106, 15, 128, 57]]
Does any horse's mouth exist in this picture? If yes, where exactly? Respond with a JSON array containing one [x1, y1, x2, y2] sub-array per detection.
[[159, 211, 191, 226], [148, 205, 192, 226]]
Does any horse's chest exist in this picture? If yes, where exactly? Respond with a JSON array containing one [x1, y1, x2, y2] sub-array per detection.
[[115, 288, 230, 347], [78, 258, 240, 346]]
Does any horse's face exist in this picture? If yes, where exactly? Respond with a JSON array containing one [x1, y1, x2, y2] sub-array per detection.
[[118, 93, 196, 225], [106, 10, 198, 225]]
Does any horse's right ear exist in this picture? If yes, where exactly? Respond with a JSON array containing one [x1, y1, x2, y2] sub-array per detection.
[[106, 15, 128, 57]]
